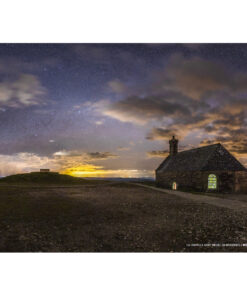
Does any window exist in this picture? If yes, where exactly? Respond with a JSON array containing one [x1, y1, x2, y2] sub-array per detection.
[[208, 174, 217, 189], [172, 182, 177, 190]]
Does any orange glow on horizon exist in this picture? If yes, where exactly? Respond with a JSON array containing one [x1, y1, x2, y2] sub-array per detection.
[[60, 165, 153, 178]]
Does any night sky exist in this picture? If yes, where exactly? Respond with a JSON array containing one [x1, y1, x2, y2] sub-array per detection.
[[1, 43, 247, 177]]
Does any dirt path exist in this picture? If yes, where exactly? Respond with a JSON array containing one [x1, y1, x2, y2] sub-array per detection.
[[133, 183, 247, 213]]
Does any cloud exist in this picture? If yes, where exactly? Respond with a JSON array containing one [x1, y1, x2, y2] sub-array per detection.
[[0, 153, 55, 176], [197, 101, 247, 157], [0, 74, 46, 107], [85, 152, 118, 160], [53, 150, 118, 160], [146, 127, 178, 140], [200, 132, 247, 156], [147, 150, 169, 158], [107, 79, 127, 94], [51, 150, 119, 173], [0, 150, 119, 177], [155, 53, 247, 99], [98, 93, 192, 125], [0, 56, 51, 108], [53, 150, 71, 156], [95, 120, 104, 125], [117, 146, 130, 151]]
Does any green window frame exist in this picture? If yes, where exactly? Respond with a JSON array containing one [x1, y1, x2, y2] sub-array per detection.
[[208, 174, 217, 189]]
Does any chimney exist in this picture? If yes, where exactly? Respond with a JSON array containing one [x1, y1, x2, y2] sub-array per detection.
[[169, 135, 178, 156]]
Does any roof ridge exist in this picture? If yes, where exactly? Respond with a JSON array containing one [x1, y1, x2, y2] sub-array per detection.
[[155, 155, 170, 171], [176, 143, 220, 155]]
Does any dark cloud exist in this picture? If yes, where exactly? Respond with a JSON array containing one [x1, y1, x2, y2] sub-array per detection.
[[86, 152, 118, 160], [198, 105, 247, 155], [147, 150, 169, 158], [53, 150, 118, 160], [200, 135, 247, 155], [102, 93, 192, 124], [154, 53, 247, 99], [0, 56, 59, 75], [146, 128, 178, 140]]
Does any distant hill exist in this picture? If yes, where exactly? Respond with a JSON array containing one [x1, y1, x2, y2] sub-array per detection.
[[0, 172, 93, 185], [0, 173, 154, 185]]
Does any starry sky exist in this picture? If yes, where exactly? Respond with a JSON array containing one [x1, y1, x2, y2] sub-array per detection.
[[1, 43, 247, 177]]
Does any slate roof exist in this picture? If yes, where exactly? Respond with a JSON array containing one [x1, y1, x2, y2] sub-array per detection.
[[156, 143, 247, 172]]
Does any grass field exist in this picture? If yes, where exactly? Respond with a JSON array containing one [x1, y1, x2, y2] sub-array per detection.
[[0, 177, 247, 252], [0, 172, 108, 186]]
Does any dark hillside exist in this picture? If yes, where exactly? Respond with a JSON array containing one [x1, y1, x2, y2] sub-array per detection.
[[0, 172, 92, 185]]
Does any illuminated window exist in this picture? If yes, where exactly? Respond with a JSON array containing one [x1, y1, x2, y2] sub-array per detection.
[[208, 174, 217, 189], [172, 182, 177, 190]]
